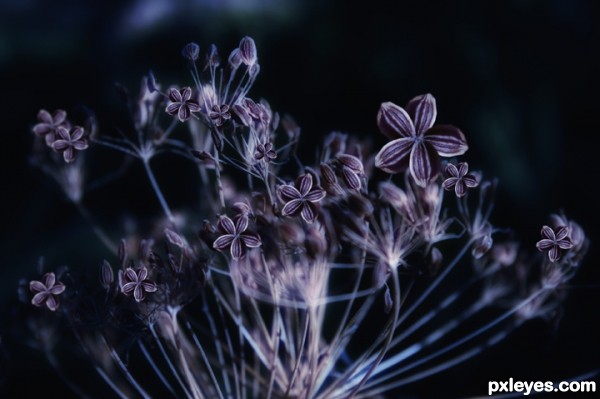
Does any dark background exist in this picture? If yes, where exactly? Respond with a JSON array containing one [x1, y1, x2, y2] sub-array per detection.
[[1, 0, 599, 397]]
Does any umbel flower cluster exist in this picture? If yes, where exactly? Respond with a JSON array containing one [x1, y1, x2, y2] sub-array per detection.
[[20, 37, 588, 398]]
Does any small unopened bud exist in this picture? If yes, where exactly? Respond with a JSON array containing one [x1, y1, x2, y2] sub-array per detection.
[[181, 42, 200, 61], [337, 154, 363, 173], [239, 36, 257, 66], [165, 228, 185, 248], [101, 260, 114, 289], [472, 234, 493, 259], [320, 163, 337, 184], [206, 44, 220, 67], [384, 287, 393, 314], [228, 48, 242, 69]]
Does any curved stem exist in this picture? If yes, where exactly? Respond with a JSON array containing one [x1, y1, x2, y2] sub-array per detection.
[[143, 159, 174, 222]]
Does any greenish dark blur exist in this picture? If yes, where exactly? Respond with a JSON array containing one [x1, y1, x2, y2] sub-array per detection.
[[1, 0, 599, 397]]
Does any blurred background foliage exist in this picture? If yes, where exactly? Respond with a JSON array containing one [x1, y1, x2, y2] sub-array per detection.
[[1, 0, 599, 397]]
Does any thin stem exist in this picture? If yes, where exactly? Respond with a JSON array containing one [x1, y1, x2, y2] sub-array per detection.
[[143, 159, 174, 222]]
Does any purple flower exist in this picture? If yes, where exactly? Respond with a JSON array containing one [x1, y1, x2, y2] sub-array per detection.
[[32, 109, 68, 145], [254, 142, 277, 162], [375, 94, 469, 187], [51, 126, 89, 163], [29, 272, 66, 311], [536, 226, 573, 262], [209, 104, 231, 127], [277, 174, 326, 223], [165, 87, 201, 122], [213, 215, 261, 260], [119, 266, 158, 302], [442, 162, 479, 197]]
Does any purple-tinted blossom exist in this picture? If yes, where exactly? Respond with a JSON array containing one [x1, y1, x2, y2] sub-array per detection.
[[337, 154, 363, 190], [254, 142, 277, 162], [32, 109, 68, 145], [239, 36, 258, 66], [51, 126, 89, 163], [277, 174, 326, 223], [536, 225, 573, 262], [209, 104, 231, 127], [213, 215, 261, 260], [443, 162, 479, 197], [375, 94, 469, 187], [165, 87, 200, 122], [29, 272, 65, 311], [119, 266, 158, 302]]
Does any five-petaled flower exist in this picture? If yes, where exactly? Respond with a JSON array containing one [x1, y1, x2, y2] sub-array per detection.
[[51, 126, 89, 163], [277, 174, 326, 223], [213, 215, 261, 260], [119, 266, 158, 302], [442, 162, 479, 197], [254, 142, 277, 162], [32, 109, 68, 146], [29, 272, 66, 311], [536, 225, 573, 262], [375, 93, 469, 187], [209, 104, 231, 127], [166, 87, 201, 122]]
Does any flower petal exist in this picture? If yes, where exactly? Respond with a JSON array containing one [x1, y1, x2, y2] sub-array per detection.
[[219, 216, 236, 234], [138, 267, 148, 281], [301, 202, 317, 223], [297, 174, 313, 197], [374, 137, 414, 174], [166, 103, 180, 115], [454, 181, 467, 197], [463, 175, 479, 187], [125, 267, 138, 282], [33, 124, 51, 136], [536, 239, 555, 251], [540, 226, 555, 240], [213, 234, 235, 250], [168, 88, 182, 102], [458, 162, 469, 177], [241, 233, 261, 248], [37, 109, 52, 124], [141, 282, 158, 293], [409, 142, 440, 187], [45, 295, 59, 311], [43, 272, 56, 288], [278, 185, 301, 202], [304, 188, 326, 203], [178, 105, 191, 122], [377, 102, 415, 139], [31, 292, 49, 307], [548, 246, 560, 262], [181, 87, 192, 101], [49, 282, 66, 295], [63, 147, 75, 163], [406, 94, 437, 134], [230, 237, 246, 260], [29, 280, 46, 293], [554, 226, 570, 241], [56, 126, 71, 141], [424, 125, 469, 156], [442, 177, 458, 191], [121, 282, 137, 295], [235, 215, 249, 234], [134, 285, 145, 302], [73, 139, 89, 150], [445, 163, 459, 177], [557, 239, 574, 250], [71, 126, 84, 141], [53, 109, 67, 125], [282, 199, 303, 217]]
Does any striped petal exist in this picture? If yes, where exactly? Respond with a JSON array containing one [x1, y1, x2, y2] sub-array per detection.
[[406, 94, 437, 134], [377, 102, 415, 139], [409, 142, 440, 187], [375, 137, 414, 174], [424, 125, 468, 156]]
